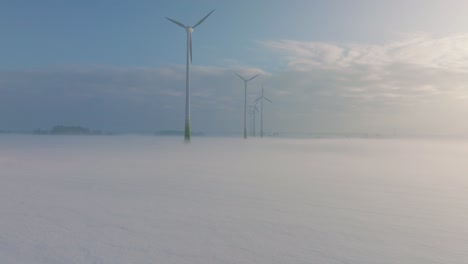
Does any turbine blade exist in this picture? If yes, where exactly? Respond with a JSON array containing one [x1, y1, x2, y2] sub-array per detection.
[[248, 73, 261, 81], [165, 17, 186, 28], [193, 9, 215, 28], [254, 97, 261, 103], [189, 32, 192, 63], [264, 97, 272, 103], [234, 72, 247, 81]]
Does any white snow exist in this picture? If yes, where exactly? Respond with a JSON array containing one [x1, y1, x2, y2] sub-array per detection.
[[1, 135, 468, 263]]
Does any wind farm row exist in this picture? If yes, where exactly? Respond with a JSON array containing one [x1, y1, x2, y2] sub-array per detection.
[[248, 85, 272, 138], [166, 9, 271, 142]]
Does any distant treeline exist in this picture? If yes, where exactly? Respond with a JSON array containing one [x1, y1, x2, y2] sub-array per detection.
[[34, 126, 112, 135], [155, 130, 204, 136]]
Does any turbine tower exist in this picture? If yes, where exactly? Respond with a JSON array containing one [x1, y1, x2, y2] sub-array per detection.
[[255, 85, 272, 137], [166, 9, 215, 143], [235, 72, 261, 139]]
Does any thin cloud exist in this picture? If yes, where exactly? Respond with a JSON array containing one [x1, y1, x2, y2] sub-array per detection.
[[260, 34, 468, 102], [261, 34, 468, 72]]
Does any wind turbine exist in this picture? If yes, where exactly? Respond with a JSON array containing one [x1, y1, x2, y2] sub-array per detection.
[[166, 9, 215, 143], [254, 85, 272, 137], [248, 103, 258, 137], [248, 109, 255, 137], [234, 72, 261, 139]]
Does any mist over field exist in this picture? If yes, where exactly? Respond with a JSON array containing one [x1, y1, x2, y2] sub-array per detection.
[[1, 135, 467, 263]]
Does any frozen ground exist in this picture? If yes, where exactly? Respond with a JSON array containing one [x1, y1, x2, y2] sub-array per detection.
[[1, 135, 468, 263]]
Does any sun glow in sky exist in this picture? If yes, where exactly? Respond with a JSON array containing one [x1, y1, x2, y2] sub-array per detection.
[[1, 0, 468, 135]]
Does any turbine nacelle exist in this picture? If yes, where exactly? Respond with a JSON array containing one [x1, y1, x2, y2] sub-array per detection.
[[166, 9, 215, 30], [234, 72, 261, 82], [186, 27, 193, 33]]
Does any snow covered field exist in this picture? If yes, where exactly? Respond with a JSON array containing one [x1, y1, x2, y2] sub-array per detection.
[[1, 135, 468, 263]]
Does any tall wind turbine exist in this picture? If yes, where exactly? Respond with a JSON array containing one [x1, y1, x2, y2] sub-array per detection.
[[255, 85, 272, 137], [235, 72, 261, 139], [166, 9, 215, 143]]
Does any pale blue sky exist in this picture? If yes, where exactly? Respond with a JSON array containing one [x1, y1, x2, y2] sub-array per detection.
[[2, 0, 468, 135], [4, 0, 468, 69]]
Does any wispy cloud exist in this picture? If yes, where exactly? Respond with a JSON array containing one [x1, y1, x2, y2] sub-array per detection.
[[260, 34, 468, 103], [261, 34, 468, 72]]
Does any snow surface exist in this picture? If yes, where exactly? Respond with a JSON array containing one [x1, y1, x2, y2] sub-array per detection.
[[1, 135, 468, 264]]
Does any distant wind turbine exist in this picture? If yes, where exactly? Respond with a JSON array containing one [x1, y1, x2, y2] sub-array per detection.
[[235, 72, 261, 139], [248, 104, 259, 137], [255, 85, 272, 137], [166, 9, 215, 143], [248, 109, 255, 137]]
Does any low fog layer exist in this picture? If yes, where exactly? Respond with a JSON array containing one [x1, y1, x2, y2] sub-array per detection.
[[1, 136, 467, 263]]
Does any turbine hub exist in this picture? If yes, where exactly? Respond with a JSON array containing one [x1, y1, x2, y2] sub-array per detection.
[[186, 27, 193, 33]]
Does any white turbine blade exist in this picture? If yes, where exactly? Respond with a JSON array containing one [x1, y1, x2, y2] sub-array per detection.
[[189, 32, 192, 63], [165, 17, 186, 28], [248, 73, 261, 81], [193, 9, 215, 28], [234, 72, 247, 81], [264, 97, 272, 103]]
